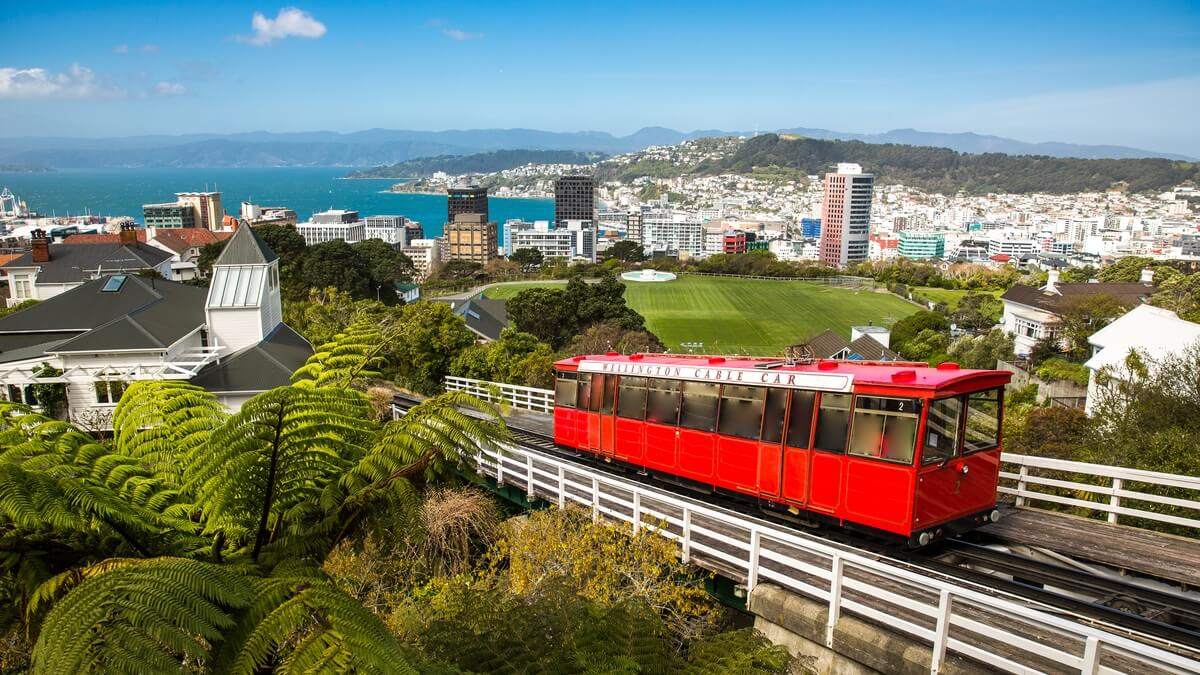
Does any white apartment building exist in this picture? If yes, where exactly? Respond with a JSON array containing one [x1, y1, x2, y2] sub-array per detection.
[[504, 219, 597, 262], [641, 210, 703, 256], [986, 233, 1038, 257], [363, 215, 412, 246], [402, 238, 443, 281], [297, 209, 366, 246]]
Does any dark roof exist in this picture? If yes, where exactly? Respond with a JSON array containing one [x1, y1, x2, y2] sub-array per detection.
[[190, 324, 313, 393], [214, 225, 277, 265], [1, 242, 172, 283], [0, 275, 207, 358], [1000, 282, 1154, 314], [788, 328, 899, 362], [0, 334, 79, 365], [435, 296, 510, 341]]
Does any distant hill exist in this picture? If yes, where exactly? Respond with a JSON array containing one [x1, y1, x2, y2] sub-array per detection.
[[347, 149, 607, 179], [0, 125, 1188, 169], [699, 134, 1200, 194]]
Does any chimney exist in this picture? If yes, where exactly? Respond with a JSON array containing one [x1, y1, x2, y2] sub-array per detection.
[[30, 229, 50, 263], [119, 222, 138, 245], [1042, 269, 1060, 294], [1140, 267, 1155, 284]]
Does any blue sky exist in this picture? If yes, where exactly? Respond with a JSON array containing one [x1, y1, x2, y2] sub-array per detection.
[[2, 1, 1198, 154]]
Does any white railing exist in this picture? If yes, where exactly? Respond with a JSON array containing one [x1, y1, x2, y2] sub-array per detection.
[[458, 435, 1198, 674], [1000, 454, 1200, 531], [444, 375, 555, 413], [457, 378, 1200, 538]]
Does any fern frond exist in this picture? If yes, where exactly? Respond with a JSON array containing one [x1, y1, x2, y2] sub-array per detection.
[[113, 381, 227, 487], [291, 320, 387, 390]]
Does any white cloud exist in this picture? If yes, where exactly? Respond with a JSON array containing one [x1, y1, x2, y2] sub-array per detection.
[[152, 81, 186, 96], [441, 27, 482, 41], [0, 64, 123, 100], [237, 7, 326, 46], [140, 44, 161, 53], [112, 44, 129, 54]]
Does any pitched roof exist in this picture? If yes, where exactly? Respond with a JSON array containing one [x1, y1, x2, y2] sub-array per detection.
[[214, 225, 277, 265], [64, 231, 149, 244], [152, 229, 231, 255], [789, 328, 899, 361], [1000, 282, 1154, 314], [1085, 304, 1200, 372], [847, 335, 899, 361], [0, 253, 23, 268], [0, 275, 207, 359], [793, 329, 850, 360], [189, 324, 313, 393], [0, 242, 172, 283], [436, 297, 509, 341]]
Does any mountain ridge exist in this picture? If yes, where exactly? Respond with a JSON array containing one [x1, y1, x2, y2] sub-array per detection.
[[0, 126, 1190, 168]]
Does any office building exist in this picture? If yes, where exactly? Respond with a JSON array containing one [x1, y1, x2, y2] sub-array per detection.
[[297, 209, 366, 245], [818, 163, 874, 268], [554, 175, 596, 225], [445, 213, 498, 264], [800, 218, 822, 239], [447, 185, 489, 223], [723, 230, 747, 254], [176, 192, 223, 231], [505, 219, 597, 262], [240, 202, 297, 228], [143, 202, 197, 229], [402, 239, 443, 281], [897, 231, 946, 260], [363, 215, 412, 246], [641, 210, 703, 256]]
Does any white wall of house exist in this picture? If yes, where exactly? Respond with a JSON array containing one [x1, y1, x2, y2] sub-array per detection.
[[1001, 301, 1061, 356]]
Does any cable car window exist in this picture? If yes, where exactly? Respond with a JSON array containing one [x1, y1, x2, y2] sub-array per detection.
[[761, 388, 789, 444], [588, 374, 610, 412], [717, 385, 765, 440], [922, 397, 962, 465], [964, 389, 1002, 453], [617, 377, 648, 419], [679, 382, 720, 432], [813, 394, 851, 453], [577, 374, 593, 412], [645, 379, 681, 425], [555, 372, 578, 408], [599, 374, 617, 414], [848, 397, 922, 464], [786, 390, 817, 448]]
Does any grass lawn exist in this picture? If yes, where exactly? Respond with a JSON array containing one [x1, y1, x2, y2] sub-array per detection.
[[481, 275, 920, 355], [481, 280, 568, 299], [909, 286, 1002, 309]]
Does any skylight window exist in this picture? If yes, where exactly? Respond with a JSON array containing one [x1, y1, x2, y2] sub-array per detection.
[[207, 265, 265, 308], [101, 275, 127, 292]]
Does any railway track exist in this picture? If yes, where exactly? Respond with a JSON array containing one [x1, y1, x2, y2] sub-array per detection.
[[394, 394, 1200, 657]]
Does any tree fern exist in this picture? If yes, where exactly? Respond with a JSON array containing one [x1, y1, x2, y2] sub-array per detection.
[[31, 557, 253, 675], [112, 381, 228, 488], [185, 386, 377, 560], [291, 320, 387, 390]]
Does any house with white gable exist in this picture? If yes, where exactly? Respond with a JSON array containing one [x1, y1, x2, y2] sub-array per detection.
[[0, 225, 312, 429], [1083, 304, 1200, 416]]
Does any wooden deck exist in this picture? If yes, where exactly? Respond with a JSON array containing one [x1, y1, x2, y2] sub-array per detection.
[[982, 506, 1200, 588]]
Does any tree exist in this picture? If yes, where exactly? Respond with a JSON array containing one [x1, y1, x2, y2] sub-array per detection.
[[947, 329, 1013, 369], [565, 321, 665, 355], [1007, 406, 1096, 460], [902, 328, 950, 363], [390, 301, 477, 394], [951, 293, 1003, 331], [506, 287, 576, 347], [255, 223, 308, 293], [197, 240, 224, 277], [602, 239, 646, 263], [509, 247, 544, 271], [1151, 271, 1200, 322], [1028, 334, 1064, 367], [301, 240, 372, 298], [1058, 294, 1131, 359], [353, 238, 414, 304], [889, 310, 949, 358]]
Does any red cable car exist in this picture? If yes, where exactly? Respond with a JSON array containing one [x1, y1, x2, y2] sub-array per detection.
[[552, 353, 1012, 546]]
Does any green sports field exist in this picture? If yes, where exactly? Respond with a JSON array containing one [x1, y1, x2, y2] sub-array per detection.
[[483, 276, 919, 356], [910, 286, 1003, 309]]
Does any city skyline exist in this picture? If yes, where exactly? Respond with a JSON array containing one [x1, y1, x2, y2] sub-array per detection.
[[1, 1, 1198, 155]]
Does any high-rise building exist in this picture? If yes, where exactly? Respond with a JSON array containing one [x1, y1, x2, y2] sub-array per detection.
[[363, 215, 411, 246], [641, 210, 703, 257], [897, 231, 946, 260], [818, 163, 873, 268], [445, 213, 498, 264], [142, 202, 197, 229], [626, 211, 644, 244], [176, 192, 223, 231], [554, 175, 595, 226], [505, 219, 597, 262], [447, 185, 489, 223], [800, 218, 822, 239]]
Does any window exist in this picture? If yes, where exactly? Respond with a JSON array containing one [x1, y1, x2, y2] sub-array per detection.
[[13, 275, 32, 300], [101, 275, 127, 292], [577, 374, 593, 411], [923, 397, 962, 464], [760, 388, 788, 443], [786, 390, 817, 448], [94, 380, 128, 405], [679, 382, 720, 432], [596, 374, 616, 414], [555, 373, 578, 408], [813, 394, 851, 453], [645, 378, 680, 425], [717, 385, 765, 440], [848, 397, 922, 464], [964, 389, 1002, 452], [617, 376, 647, 419]]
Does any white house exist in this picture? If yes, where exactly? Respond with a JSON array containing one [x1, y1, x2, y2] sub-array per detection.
[[0, 225, 313, 429], [2, 225, 174, 307], [999, 269, 1157, 356], [1083, 304, 1200, 416]]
